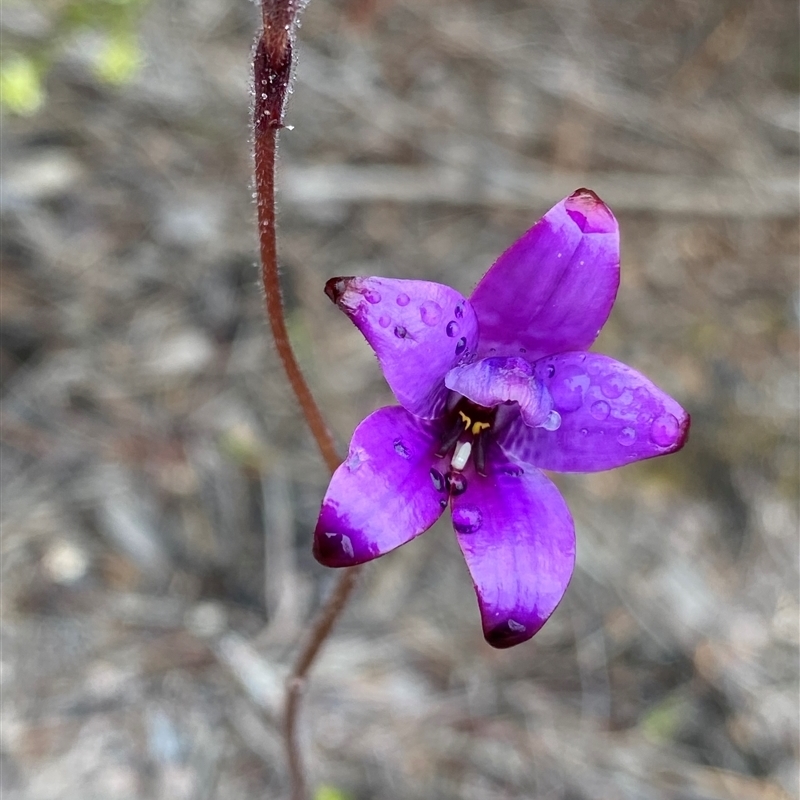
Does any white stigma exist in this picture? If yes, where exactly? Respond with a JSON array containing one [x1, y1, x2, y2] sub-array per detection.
[[451, 440, 472, 471]]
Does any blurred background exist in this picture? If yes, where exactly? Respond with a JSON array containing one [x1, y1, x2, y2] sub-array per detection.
[[2, 0, 798, 798]]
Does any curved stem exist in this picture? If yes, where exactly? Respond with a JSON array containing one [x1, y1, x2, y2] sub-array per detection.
[[253, 9, 358, 799], [284, 566, 361, 800], [254, 126, 340, 474]]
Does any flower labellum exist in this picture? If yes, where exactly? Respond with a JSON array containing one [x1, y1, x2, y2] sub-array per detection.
[[314, 189, 690, 648]]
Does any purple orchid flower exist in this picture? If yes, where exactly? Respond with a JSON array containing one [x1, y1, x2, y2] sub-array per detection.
[[314, 189, 690, 648]]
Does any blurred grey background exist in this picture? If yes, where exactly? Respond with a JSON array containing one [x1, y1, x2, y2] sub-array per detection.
[[1, 0, 798, 798]]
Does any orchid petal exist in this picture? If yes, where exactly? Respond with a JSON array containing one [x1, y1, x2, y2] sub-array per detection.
[[314, 406, 446, 567], [451, 451, 575, 648], [469, 189, 619, 362], [326, 276, 479, 418], [444, 356, 553, 427], [497, 352, 690, 472]]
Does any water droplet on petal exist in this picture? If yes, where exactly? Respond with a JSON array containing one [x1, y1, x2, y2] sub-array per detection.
[[590, 400, 610, 420], [420, 300, 442, 326], [393, 438, 411, 458], [541, 410, 562, 431], [546, 364, 556, 378], [502, 464, 524, 477], [455, 337, 467, 355], [454, 304, 464, 319], [507, 619, 525, 632], [364, 289, 381, 304], [452, 505, 482, 534], [617, 427, 636, 446], [446, 321, 459, 338], [430, 468, 445, 492], [345, 449, 365, 472], [445, 471, 467, 495], [340, 535, 354, 558], [586, 359, 603, 376], [550, 365, 589, 412], [601, 374, 625, 399], [396, 292, 410, 306], [580, 427, 589, 436], [650, 413, 679, 446], [378, 315, 391, 328], [394, 325, 407, 339]]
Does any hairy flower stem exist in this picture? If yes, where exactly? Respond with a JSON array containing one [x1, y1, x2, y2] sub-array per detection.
[[284, 566, 361, 800], [253, 4, 359, 798]]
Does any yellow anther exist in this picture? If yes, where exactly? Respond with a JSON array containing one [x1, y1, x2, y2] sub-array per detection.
[[458, 410, 472, 430], [471, 421, 490, 436]]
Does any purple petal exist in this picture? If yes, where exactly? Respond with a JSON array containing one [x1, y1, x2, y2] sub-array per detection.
[[314, 406, 446, 567], [451, 452, 575, 648], [469, 189, 619, 362], [326, 276, 478, 419], [444, 356, 553, 427], [497, 352, 690, 472]]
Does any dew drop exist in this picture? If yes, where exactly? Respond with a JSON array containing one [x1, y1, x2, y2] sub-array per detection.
[[445, 471, 467, 496], [541, 410, 562, 431], [430, 468, 445, 492], [396, 292, 410, 306], [420, 300, 442, 326], [586, 359, 603, 376], [446, 320, 459, 338], [619, 389, 634, 406], [546, 364, 556, 378], [580, 427, 589, 436], [617, 427, 636, 446], [452, 505, 482, 534], [439, 498, 448, 509], [601, 374, 625, 399], [345, 449, 365, 472], [340, 534, 354, 558], [454, 304, 464, 319], [650, 413, 679, 446], [393, 438, 411, 458], [455, 337, 467, 355], [378, 315, 391, 328], [507, 619, 525, 633], [393, 325, 407, 339], [551, 365, 589, 412], [590, 400, 610, 421], [364, 289, 381, 304], [502, 464, 524, 477]]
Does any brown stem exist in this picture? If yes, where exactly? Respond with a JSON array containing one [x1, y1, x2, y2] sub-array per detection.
[[253, 54, 340, 474], [284, 566, 361, 800], [253, 7, 359, 799]]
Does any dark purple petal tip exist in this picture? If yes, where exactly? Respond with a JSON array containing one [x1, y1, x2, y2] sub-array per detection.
[[324, 276, 355, 305], [313, 528, 359, 567], [565, 188, 616, 234], [484, 620, 535, 649]]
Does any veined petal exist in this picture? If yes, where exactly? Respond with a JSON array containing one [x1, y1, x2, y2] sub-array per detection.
[[451, 451, 576, 648], [444, 356, 553, 427], [497, 352, 690, 472], [470, 189, 619, 362], [326, 276, 479, 419], [314, 406, 446, 567]]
